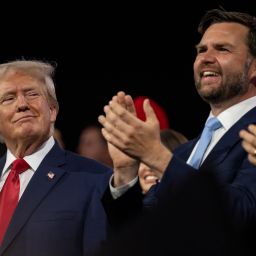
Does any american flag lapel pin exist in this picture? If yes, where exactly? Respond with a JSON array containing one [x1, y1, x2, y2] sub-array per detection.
[[47, 171, 55, 180]]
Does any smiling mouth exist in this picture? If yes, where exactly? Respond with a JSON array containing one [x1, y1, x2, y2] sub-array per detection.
[[200, 71, 219, 78], [14, 116, 35, 123], [144, 175, 159, 184]]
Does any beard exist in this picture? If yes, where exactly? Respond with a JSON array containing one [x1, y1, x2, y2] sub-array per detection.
[[195, 58, 252, 104]]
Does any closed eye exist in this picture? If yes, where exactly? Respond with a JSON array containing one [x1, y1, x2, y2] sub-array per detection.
[[0, 95, 15, 105], [25, 90, 40, 99], [196, 46, 207, 54], [217, 46, 230, 52]]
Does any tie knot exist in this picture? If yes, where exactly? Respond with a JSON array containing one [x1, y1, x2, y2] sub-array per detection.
[[205, 117, 222, 131], [12, 159, 30, 175]]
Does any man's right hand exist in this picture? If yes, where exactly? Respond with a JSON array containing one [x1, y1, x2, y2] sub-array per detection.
[[100, 92, 139, 187]]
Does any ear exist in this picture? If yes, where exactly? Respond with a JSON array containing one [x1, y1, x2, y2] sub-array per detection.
[[250, 59, 256, 86], [50, 105, 57, 123]]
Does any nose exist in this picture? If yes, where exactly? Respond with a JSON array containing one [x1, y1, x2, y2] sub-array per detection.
[[16, 95, 29, 112], [197, 49, 217, 65]]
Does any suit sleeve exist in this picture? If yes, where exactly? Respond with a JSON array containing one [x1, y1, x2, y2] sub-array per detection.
[[102, 181, 144, 232]]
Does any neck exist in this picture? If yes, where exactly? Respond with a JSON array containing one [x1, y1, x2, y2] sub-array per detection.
[[210, 88, 256, 116], [5, 136, 49, 158]]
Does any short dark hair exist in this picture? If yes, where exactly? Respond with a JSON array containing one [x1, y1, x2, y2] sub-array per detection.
[[198, 9, 256, 57]]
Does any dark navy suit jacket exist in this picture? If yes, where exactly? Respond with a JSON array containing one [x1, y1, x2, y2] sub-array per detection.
[[157, 106, 256, 229], [0, 142, 112, 256]]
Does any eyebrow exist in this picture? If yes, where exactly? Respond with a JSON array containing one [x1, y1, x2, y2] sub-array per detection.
[[0, 86, 39, 96], [195, 42, 234, 50]]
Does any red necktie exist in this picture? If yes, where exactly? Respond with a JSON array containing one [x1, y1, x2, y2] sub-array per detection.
[[0, 159, 29, 243]]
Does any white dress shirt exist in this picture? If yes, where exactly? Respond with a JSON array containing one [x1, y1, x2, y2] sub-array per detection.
[[0, 136, 55, 199], [187, 96, 256, 164]]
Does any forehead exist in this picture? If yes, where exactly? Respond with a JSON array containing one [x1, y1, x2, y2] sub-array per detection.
[[0, 70, 43, 91], [200, 22, 249, 45], [82, 128, 101, 138]]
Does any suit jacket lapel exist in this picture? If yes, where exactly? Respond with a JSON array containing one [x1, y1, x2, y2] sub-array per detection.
[[0, 143, 67, 254], [175, 107, 256, 167], [174, 138, 198, 161], [202, 107, 256, 167], [0, 155, 6, 176]]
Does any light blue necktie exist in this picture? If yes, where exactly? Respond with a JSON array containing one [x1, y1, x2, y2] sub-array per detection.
[[189, 117, 222, 169]]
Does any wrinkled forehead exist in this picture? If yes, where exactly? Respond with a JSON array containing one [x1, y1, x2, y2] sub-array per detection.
[[0, 68, 44, 84], [200, 22, 249, 45], [0, 70, 47, 96]]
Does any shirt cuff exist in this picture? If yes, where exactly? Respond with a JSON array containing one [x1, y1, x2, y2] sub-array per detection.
[[109, 174, 138, 199]]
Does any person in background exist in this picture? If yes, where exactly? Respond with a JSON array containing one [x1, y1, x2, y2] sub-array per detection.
[[134, 97, 188, 193], [139, 129, 188, 194], [134, 96, 170, 130], [77, 124, 113, 167], [134, 95, 188, 193], [0, 60, 112, 256]]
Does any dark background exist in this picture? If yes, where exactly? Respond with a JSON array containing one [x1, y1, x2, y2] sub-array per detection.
[[1, 0, 255, 151]]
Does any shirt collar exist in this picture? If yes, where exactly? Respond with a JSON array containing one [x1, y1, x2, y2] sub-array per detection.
[[1, 136, 55, 177], [208, 96, 256, 130]]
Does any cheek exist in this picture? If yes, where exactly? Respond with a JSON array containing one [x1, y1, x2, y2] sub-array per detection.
[[138, 167, 144, 178], [41, 103, 56, 123], [138, 165, 148, 177], [139, 179, 148, 191], [0, 111, 13, 128], [193, 59, 200, 73]]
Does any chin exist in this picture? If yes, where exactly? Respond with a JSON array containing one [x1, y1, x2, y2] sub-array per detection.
[[199, 86, 222, 100], [15, 128, 38, 139]]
